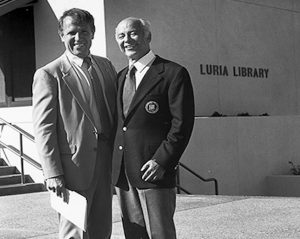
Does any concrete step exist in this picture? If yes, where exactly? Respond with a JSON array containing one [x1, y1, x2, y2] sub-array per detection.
[[0, 158, 7, 166], [0, 166, 16, 176], [0, 174, 32, 186], [0, 183, 46, 196]]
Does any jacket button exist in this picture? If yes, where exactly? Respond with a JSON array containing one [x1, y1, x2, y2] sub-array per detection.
[[119, 145, 123, 150], [123, 127, 127, 132]]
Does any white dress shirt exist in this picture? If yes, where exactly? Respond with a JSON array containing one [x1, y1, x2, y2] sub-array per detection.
[[65, 51, 101, 130], [130, 50, 156, 90]]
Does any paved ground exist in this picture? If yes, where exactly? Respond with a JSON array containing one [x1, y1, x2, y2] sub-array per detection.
[[0, 192, 300, 238]]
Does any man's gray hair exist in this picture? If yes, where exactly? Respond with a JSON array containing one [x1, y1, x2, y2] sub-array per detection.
[[115, 17, 151, 39], [138, 18, 151, 39]]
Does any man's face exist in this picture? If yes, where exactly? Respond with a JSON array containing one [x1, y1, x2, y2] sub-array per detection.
[[59, 16, 94, 58], [115, 19, 150, 61]]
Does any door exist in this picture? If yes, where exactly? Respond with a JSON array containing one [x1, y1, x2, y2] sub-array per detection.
[[0, 6, 36, 105]]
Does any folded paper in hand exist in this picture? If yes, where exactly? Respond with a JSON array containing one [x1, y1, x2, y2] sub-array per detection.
[[50, 189, 87, 231]]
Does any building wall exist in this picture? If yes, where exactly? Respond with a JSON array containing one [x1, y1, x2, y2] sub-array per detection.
[[34, 0, 63, 69], [2, 0, 299, 195], [180, 116, 300, 195], [104, 0, 300, 195], [0, 68, 5, 105], [105, 0, 300, 117]]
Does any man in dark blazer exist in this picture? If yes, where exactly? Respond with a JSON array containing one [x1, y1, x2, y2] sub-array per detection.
[[113, 17, 195, 239], [32, 8, 116, 239]]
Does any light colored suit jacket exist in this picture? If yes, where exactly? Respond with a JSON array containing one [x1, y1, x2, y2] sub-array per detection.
[[32, 53, 117, 191]]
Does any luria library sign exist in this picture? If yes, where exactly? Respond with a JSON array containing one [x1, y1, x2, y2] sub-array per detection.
[[200, 64, 269, 78]]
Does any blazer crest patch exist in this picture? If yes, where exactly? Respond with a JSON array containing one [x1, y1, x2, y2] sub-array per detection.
[[145, 101, 159, 114]]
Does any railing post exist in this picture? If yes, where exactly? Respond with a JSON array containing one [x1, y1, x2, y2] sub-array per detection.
[[214, 179, 219, 195], [19, 133, 25, 184], [0, 117, 42, 173]]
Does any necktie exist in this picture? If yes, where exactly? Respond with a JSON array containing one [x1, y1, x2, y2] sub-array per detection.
[[83, 57, 109, 134], [123, 65, 136, 116]]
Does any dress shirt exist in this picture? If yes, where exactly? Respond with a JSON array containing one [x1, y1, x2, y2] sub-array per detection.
[[66, 51, 92, 87], [130, 50, 156, 90], [65, 51, 101, 131]]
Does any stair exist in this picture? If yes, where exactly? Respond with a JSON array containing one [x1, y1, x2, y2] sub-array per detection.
[[0, 158, 46, 196], [0, 158, 7, 166], [0, 166, 16, 175], [0, 183, 45, 196], [0, 174, 32, 186]]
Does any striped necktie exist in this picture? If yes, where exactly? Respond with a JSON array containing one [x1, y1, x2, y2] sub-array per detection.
[[83, 57, 110, 136]]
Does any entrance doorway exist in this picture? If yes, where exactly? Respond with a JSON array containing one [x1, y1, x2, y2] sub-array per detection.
[[0, 6, 36, 106]]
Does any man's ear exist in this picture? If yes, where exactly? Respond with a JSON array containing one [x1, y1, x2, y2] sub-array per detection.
[[147, 32, 152, 42], [58, 31, 64, 42]]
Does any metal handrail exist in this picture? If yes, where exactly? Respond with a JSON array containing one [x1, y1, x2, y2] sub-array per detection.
[[176, 184, 191, 194], [0, 117, 219, 194], [0, 117, 41, 184], [177, 162, 219, 195], [0, 118, 34, 141], [0, 141, 42, 169]]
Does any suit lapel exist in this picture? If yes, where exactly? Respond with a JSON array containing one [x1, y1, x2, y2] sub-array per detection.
[[92, 55, 116, 124], [126, 57, 164, 118], [118, 68, 129, 120], [60, 54, 96, 128]]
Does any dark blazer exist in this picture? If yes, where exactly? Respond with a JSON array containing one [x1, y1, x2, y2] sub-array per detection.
[[112, 55, 195, 189], [33, 53, 117, 191]]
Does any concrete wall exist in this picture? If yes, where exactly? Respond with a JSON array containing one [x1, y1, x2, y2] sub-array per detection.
[[105, 0, 300, 117], [0, 68, 6, 105], [180, 116, 300, 196], [104, 0, 300, 195], [2, 107, 300, 196], [3, 0, 300, 196], [34, 0, 63, 69]]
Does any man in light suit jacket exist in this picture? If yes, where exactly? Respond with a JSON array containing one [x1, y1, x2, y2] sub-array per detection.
[[32, 8, 116, 239], [113, 17, 195, 239]]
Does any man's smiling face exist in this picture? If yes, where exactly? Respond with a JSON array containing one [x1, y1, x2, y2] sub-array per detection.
[[60, 16, 94, 58], [115, 19, 151, 61]]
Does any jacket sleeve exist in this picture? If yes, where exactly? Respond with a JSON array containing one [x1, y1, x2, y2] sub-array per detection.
[[32, 68, 63, 179], [152, 67, 195, 171]]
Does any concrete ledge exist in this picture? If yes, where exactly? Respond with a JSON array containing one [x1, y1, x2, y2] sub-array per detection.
[[266, 175, 300, 197]]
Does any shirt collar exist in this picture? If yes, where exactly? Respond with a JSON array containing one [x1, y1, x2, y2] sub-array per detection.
[[65, 51, 91, 67], [131, 50, 156, 73]]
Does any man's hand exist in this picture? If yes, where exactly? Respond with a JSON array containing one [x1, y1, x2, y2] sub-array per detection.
[[141, 159, 165, 182], [46, 176, 68, 202]]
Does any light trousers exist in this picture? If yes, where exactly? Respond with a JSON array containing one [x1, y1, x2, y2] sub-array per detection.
[[116, 182, 176, 239], [59, 140, 113, 239]]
